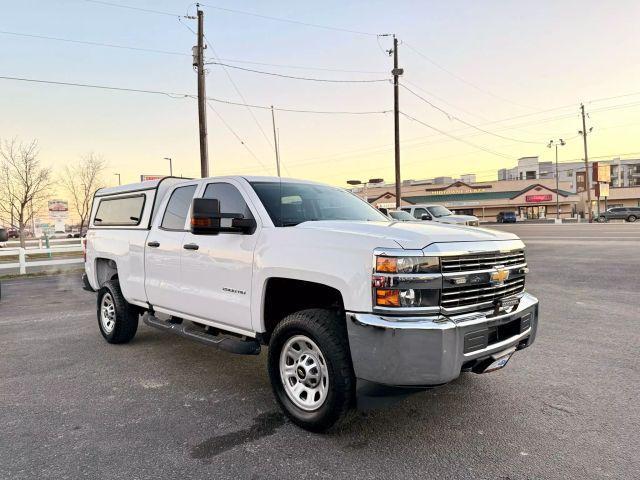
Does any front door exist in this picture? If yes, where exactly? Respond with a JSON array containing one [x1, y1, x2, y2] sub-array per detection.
[[178, 180, 259, 332], [145, 183, 197, 310]]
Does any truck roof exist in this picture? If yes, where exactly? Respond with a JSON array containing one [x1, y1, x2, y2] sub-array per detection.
[[95, 175, 327, 198]]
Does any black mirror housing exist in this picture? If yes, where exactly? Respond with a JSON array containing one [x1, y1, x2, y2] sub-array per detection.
[[190, 198, 256, 235], [421, 214, 432, 221], [191, 198, 221, 235]]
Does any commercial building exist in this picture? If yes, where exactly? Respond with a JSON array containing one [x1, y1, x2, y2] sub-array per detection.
[[365, 178, 581, 221], [366, 180, 640, 221]]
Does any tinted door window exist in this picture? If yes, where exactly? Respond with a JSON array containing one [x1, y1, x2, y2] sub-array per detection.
[[161, 185, 197, 230], [95, 195, 145, 226], [203, 182, 254, 219]]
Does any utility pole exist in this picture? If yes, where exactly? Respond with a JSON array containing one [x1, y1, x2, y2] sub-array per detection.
[[392, 35, 403, 208], [270, 106, 281, 177], [580, 104, 592, 222], [195, 5, 209, 178]]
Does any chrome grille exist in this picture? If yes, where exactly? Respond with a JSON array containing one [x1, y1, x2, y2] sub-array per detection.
[[441, 250, 526, 273], [442, 276, 525, 309]]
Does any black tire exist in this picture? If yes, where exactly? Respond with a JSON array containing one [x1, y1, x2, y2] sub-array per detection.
[[96, 280, 139, 344], [597, 216, 607, 223], [627, 215, 637, 223], [267, 308, 355, 432]]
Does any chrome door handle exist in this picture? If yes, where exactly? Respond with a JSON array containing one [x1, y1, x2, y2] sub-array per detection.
[[183, 243, 199, 250], [147, 241, 160, 247]]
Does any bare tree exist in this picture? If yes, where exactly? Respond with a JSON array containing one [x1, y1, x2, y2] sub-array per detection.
[[0, 138, 53, 248], [59, 153, 107, 233]]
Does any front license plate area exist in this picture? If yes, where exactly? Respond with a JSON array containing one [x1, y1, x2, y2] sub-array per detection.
[[480, 347, 516, 373], [483, 353, 513, 373]]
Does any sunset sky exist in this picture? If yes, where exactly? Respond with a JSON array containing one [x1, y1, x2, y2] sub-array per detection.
[[2, 0, 640, 189]]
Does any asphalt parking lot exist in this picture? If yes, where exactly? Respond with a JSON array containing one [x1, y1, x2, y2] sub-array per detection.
[[1, 223, 638, 479]]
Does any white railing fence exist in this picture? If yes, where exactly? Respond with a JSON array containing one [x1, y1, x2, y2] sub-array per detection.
[[0, 243, 84, 275]]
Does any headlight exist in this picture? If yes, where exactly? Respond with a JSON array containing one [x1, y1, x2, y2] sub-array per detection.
[[373, 255, 440, 308], [375, 256, 439, 274]]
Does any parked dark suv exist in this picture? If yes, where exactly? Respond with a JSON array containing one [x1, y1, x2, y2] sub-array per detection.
[[496, 211, 517, 223], [597, 207, 640, 223]]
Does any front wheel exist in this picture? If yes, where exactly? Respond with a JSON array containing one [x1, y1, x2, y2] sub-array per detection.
[[597, 216, 607, 223], [267, 309, 355, 432], [97, 280, 139, 344]]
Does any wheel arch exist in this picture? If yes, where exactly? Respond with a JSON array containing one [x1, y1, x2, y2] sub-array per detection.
[[94, 257, 119, 287], [261, 277, 346, 343]]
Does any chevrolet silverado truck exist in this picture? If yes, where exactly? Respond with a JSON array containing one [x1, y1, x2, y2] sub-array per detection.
[[84, 176, 538, 432]]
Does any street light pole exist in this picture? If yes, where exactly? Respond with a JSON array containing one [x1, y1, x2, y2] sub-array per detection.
[[548, 139, 565, 219], [114, 173, 121, 185], [164, 157, 173, 176]]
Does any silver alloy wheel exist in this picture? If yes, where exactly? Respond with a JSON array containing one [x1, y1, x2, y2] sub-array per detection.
[[279, 335, 329, 411], [100, 292, 116, 334]]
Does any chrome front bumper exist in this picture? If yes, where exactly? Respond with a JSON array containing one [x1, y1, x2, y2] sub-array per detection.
[[346, 292, 539, 387]]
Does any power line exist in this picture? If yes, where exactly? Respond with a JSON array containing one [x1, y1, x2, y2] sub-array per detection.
[[0, 29, 189, 56], [205, 101, 271, 174], [0, 29, 385, 76], [402, 78, 490, 121], [403, 41, 534, 110], [400, 111, 516, 160], [0, 75, 192, 98], [197, 3, 379, 36], [80, 0, 182, 17], [0, 75, 390, 114], [209, 58, 385, 75], [204, 61, 390, 83], [400, 82, 545, 145]]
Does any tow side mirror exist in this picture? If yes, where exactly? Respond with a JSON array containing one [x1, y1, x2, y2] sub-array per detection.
[[421, 214, 432, 221], [190, 198, 257, 235], [191, 198, 221, 235], [0, 229, 7, 242]]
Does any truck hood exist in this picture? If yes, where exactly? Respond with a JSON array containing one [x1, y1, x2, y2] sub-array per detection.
[[296, 220, 518, 250]]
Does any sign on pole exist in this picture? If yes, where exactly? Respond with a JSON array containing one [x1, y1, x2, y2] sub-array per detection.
[[48, 199, 69, 219], [595, 183, 609, 198]]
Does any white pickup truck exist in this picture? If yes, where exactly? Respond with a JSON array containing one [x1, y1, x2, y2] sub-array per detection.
[[84, 176, 538, 431]]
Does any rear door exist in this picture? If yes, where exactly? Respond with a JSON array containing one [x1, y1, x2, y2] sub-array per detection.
[[178, 180, 260, 332], [145, 183, 198, 309]]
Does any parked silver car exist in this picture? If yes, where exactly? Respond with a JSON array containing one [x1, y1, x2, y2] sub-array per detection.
[[401, 204, 480, 226]]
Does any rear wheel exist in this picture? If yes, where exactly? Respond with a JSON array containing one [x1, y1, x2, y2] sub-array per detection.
[[97, 280, 139, 344], [267, 309, 355, 432], [627, 215, 637, 223]]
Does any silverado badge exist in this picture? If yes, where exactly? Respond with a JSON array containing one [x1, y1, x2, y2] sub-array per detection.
[[490, 266, 510, 286]]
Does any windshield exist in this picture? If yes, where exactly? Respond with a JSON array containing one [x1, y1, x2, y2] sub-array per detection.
[[250, 181, 389, 226], [389, 210, 415, 221], [427, 205, 453, 218]]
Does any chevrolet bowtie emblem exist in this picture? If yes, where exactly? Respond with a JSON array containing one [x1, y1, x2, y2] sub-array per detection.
[[490, 267, 510, 285]]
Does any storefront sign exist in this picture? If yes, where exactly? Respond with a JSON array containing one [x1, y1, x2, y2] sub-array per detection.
[[140, 175, 165, 182], [525, 194, 552, 203]]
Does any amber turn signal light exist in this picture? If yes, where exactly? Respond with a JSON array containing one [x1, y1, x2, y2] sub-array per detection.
[[376, 257, 398, 273], [375, 289, 400, 307]]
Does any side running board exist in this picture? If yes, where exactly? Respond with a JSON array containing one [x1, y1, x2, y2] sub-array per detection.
[[143, 313, 261, 355]]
